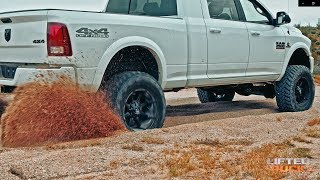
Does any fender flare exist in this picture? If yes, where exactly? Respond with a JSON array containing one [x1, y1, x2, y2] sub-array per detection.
[[276, 42, 313, 81], [92, 36, 167, 91]]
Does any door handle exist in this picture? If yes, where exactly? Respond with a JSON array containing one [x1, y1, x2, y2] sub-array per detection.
[[209, 28, 222, 33], [251, 31, 261, 36]]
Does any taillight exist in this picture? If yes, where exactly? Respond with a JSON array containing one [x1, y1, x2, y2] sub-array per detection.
[[47, 22, 72, 56]]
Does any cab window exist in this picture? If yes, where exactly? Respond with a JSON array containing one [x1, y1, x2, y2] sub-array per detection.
[[106, 0, 177, 17], [239, 0, 271, 24], [207, 0, 240, 21]]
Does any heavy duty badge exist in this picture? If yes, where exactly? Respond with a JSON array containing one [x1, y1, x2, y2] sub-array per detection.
[[4, 29, 11, 42], [276, 42, 285, 49]]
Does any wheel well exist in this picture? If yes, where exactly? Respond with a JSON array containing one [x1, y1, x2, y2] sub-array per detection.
[[103, 46, 159, 82], [288, 48, 310, 69]]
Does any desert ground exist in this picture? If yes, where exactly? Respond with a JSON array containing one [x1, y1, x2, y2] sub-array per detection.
[[0, 87, 319, 179]]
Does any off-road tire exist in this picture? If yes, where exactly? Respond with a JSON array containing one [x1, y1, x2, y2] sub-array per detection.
[[276, 65, 315, 112], [103, 71, 166, 131], [197, 88, 235, 103]]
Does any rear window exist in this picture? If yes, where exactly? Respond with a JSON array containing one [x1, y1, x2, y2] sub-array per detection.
[[106, 0, 177, 17]]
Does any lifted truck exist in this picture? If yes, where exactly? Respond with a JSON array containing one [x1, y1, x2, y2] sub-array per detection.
[[0, 0, 315, 131]]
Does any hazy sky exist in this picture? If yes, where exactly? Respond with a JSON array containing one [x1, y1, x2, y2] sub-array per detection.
[[260, 0, 320, 26], [0, 0, 107, 13], [0, 0, 319, 26]]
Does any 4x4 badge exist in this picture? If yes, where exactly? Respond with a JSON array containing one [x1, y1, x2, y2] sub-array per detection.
[[5, 29, 11, 42], [76, 28, 109, 38]]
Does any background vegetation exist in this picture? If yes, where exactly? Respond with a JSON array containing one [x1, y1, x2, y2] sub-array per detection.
[[296, 25, 320, 74]]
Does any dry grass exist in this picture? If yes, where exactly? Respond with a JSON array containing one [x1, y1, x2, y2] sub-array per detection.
[[303, 127, 320, 138], [193, 138, 221, 147], [164, 151, 196, 177], [141, 137, 165, 145], [45, 144, 69, 150], [45, 139, 103, 150], [162, 140, 291, 179], [162, 145, 218, 178], [276, 116, 284, 122], [122, 144, 144, 152], [315, 75, 320, 85], [161, 129, 170, 133], [227, 139, 254, 146], [109, 160, 120, 169], [194, 138, 253, 148], [109, 158, 149, 170], [190, 141, 293, 179], [219, 160, 241, 179], [292, 148, 313, 159], [293, 137, 313, 144], [308, 118, 320, 126], [238, 143, 290, 179], [292, 136, 313, 144], [283, 139, 296, 147]]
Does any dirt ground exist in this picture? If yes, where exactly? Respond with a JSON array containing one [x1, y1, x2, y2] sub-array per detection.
[[0, 87, 319, 179]]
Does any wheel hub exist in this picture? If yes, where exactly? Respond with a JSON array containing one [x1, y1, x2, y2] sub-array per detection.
[[123, 90, 156, 130], [295, 78, 310, 103], [296, 86, 302, 95], [130, 101, 141, 115]]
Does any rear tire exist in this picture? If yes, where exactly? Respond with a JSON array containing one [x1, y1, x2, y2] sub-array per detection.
[[197, 88, 235, 103], [103, 72, 166, 131], [275, 65, 315, 112]]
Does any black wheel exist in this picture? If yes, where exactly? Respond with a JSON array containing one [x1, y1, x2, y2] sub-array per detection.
[[276, 65, 315, 112], [197, 88, 235, 103], [103, 72, 166, 131]]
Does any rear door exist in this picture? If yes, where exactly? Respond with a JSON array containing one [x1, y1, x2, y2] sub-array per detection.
[[203, 0, 250, 79], [238, 0, 286, 77]]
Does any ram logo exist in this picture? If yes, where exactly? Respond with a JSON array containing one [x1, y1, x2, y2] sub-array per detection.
[[276, 42, 285, 50], [4, 29, 11, 42]]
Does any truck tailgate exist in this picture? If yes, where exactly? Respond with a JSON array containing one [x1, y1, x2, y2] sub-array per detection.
[[0, 11, 48, 64]]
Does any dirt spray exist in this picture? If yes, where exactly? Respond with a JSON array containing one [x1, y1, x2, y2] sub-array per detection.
[[0, 81, 126, 148]]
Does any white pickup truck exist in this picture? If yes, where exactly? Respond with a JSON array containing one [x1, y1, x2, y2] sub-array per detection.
[[0, 0, 315, 130]]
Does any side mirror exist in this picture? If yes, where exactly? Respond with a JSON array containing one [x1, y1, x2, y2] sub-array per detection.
[[275, 11, 291, 25]]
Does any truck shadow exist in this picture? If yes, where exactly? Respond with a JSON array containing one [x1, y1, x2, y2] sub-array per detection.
[[166, 100, 278, 117], [164, 100, 279, 128]]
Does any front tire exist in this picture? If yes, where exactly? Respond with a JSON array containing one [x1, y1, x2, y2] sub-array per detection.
[[275, 65, 315, 112], [103, 72, 166, 131]]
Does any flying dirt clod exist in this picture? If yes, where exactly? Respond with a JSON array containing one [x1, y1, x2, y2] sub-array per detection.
[[0, 81, 126, 148]]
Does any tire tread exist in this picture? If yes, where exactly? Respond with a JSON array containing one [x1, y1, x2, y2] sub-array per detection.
[[103, 71, 166, 129], [276, 65, 315, 112]]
